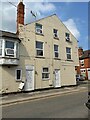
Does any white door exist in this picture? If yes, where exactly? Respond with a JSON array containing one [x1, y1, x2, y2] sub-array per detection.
[[88, 69, 90, 80], [54, 69, 61, 88], [24, 65, 34, 91]]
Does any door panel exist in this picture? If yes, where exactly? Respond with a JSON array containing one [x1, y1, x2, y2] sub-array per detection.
[[54, 69, 61, 88], [24, 65, 34, 91]]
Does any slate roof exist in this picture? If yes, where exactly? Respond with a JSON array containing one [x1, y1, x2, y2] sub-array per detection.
[[80, 50, 90, 59], [0, 30, 20, 42]]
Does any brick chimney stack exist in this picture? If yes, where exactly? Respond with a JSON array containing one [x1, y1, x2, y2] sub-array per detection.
[[78, 47, 83, 57], [17, 0, 25, 33]]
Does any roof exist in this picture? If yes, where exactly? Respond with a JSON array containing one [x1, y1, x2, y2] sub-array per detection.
[[25, 14, 56, 25], [0, 30, 20, 41], [80, 50, 90, 59]]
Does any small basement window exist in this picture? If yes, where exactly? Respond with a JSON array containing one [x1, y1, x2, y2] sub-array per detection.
[[16, 69, 22, 81]]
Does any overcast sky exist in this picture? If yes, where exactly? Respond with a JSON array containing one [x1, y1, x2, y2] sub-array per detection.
[[0, 1, 88, 50]]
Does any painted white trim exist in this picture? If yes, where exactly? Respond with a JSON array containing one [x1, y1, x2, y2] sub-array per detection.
[[54, 44, 59, 58], [36, 41, 44, 57], [0, 39, 19, 58], [42, 67, 50, 80], [36, 23, 43, 34], [66, 47, 72, 60], [15, 69, 22, 81], [80, 68, 86, 71]]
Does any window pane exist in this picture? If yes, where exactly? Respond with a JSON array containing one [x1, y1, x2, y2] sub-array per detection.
[[37, 50, 43, 56], [66, 33, 70, 37], [6, 41, 14, 49], [43, 68, 48, 72], [67, 54, 71, 59], [42, 73, 49, 79], [0, 49, 2, 55], [36, 23, 42, 29], [0, 40, 2, 48], [6, 49, 14, 55], [16, 43, 19, 58], [53, 29, 57, 33], [16, 70, 21, 80], [55, 52, 58, 57], [54, 45, 58, 51], [66, 47, 71, 53], [36, 41, 43, 49]]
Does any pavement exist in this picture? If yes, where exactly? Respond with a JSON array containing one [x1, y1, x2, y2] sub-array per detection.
[[0, 81, 88, 106]]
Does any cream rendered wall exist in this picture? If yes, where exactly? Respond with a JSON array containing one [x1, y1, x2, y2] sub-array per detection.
[[18, 14, 79, 89], [2, 66, 22, 93]]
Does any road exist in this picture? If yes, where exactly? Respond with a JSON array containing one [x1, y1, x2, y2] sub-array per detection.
[[2, 89, 88, 118]]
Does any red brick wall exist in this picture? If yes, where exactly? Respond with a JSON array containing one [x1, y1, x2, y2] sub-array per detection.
[[17, 2, 25, 33]]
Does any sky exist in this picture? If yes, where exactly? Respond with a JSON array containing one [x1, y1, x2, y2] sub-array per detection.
[[0, 1, 88, 50]]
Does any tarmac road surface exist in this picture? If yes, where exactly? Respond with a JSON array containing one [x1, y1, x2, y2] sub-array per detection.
[[2, 90, 88, 118]]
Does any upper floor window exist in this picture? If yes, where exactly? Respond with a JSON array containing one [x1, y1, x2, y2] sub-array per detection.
[[53, 29, 58, 38], [66, 47, 71, 60], [80, 60, 84, 67], [65, 33, 70, 41], [54, 44, 59, 58], [36, 23, 43, 34], [0, 39, 19, 58], [36, 41, 43, 56], [0, 40, 2, 56], [5, 41, 14, 56]]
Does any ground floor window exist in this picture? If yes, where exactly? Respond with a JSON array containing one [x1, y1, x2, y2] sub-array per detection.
[[15, 69, 22, 81], [42, 67, 50, 80]]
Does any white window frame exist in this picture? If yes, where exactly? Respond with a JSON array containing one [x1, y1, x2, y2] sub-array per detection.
[[65, 33, 70, 41], [53, 29, 58, 38], [66, 47, 71, 60], [36, 23, 43, 34], [15, 69, 22, 81], [4, 40, 19, 58], [80, 60, 84, 67], [42, 67, 50, 80], [36, 41, 44, 57], [54, 44, 59, 58], [5, 40, 14, 56]]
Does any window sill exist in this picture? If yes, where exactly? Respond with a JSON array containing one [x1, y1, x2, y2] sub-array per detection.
[[54, 58, 61, 60], [16, 80, 22, 82], [42, 78, 50, 81], [66, 40, 72, 43], [36, 32, 44, 36], [54, 37, 59, 40], [1, 56, 19, 60], [66, 59, 74, 62], [35, 56, 45, 59]]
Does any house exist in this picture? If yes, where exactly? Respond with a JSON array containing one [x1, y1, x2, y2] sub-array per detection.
[[0, 1, 79, 93], [76, 47, 90, 80]]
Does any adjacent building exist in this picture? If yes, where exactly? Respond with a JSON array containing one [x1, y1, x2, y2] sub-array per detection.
[[76, 47, 90, 80], [0, 1, 79, 93]]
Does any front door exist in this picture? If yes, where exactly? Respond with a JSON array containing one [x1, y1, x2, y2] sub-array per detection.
[[24, 65, 34, 91], [88, 69, 90, 80], [54, 69, 61, 88]]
